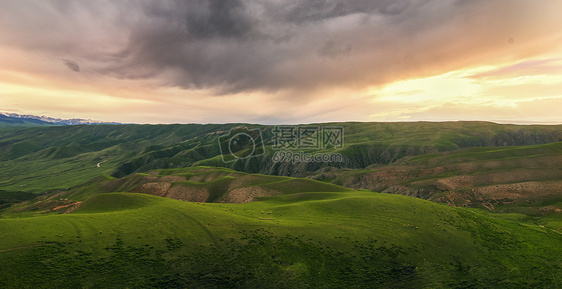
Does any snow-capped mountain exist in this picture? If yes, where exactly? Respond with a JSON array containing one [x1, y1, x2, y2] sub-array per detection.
[[0, 112, 120, 126]]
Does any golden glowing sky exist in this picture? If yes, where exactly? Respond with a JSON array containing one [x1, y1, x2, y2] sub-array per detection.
[[1, 0, 562, 124]]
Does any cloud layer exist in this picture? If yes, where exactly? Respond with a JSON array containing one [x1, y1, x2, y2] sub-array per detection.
[[0, 0, 561, 123]]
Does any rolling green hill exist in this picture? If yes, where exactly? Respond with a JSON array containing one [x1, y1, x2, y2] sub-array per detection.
[[1, 120, 562, 287], [1, 189, 561, 288], [76, 167, 351, 203], [0, 167, 352, 217], [1, 122, 561, 193], [321, 142, 562, 217]]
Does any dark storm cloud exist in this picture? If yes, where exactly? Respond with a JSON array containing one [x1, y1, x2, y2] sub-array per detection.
[[93, 0, 265, 91], [96, 0, 424, 93], [185, 0, 253, 39], [277, 0, 412, 24], [0, 0, 559, 96], [141, 0, 254, 40], [317, 40, 352, 59], [62, 59, 80, 72]]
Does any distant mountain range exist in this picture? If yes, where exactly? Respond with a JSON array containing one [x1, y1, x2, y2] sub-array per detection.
[[0, 112, 120, 126]]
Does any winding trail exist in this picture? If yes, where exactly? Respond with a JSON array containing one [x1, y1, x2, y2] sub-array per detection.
[[96, 159, 108, 168]]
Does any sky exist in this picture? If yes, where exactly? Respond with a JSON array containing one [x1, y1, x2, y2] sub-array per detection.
[[1, 0, 562, 124]]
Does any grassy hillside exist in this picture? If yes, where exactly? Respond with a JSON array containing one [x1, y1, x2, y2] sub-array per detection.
[[0, 167, 353, 217], [323, 142, 562, 207], [1, 190, 561, 288], [1, 122, 561, 193], [0, 121, 561, 289], [0, 124, 249, 192], [114, 167, 348, 201], [312, 141, 562, 238]]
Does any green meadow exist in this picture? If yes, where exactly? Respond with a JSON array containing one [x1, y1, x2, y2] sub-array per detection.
[[2, 189, 562, 288], [0, 122, 561, 288]]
